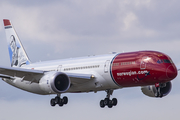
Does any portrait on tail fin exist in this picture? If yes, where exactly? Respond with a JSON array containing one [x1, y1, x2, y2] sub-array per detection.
[[9, 35, 29, 67], [9, 35, 19, 67]]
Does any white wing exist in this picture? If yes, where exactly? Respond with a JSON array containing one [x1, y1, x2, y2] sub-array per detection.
[[0, 66, 94, 84]]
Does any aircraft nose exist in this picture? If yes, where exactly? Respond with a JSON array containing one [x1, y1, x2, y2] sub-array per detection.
[[166, 65, 177, 79]]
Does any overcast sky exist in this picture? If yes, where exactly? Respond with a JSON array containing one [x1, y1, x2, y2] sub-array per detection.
[[0, 0, 180, 120]]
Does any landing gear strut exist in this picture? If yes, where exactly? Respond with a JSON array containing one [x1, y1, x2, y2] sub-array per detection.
[[155, 83, 166, 98], [50, 94, 68, 107], [100, 89, 117, 108]]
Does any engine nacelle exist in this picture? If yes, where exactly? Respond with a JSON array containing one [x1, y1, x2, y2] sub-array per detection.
[[141, 82, 172, 97], [39, 71, 70, 94]]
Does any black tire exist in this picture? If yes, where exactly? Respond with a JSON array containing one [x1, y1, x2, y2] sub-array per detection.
[[50, 99, 56, 107], [108, 101, 113, 108], [112, 98, 118, 106], [104, 98, 109, 105], [59, 103, 63, 107], [159, 92, 163, 98], [100, 100, 105, 108], [55, 96, 60, 104], [58, 99, 64, 107], [62, 96, 68, 104]]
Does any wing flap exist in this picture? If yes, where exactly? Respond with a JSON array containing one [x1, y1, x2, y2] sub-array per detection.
[[0, 74, 13, 79]]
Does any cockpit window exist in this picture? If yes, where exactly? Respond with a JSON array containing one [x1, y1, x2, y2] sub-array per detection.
[[157, 59, 163, 64], [163, 59, 171, 63], [157, 59, 173, 64]]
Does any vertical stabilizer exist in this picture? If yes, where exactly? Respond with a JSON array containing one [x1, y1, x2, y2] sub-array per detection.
[[3, 19, 31, 67]]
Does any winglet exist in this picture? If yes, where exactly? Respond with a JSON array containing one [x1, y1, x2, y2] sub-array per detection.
[[3, 19, 11, 26]]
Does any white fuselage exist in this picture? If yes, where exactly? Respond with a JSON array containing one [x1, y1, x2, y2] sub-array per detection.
[[3, 53, 120, 95]]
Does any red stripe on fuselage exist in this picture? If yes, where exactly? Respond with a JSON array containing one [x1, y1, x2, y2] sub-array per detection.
[[111, 51, 177, 87]]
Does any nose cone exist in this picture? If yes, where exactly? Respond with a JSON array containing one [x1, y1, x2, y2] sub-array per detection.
[[166, 65, 177, 79]]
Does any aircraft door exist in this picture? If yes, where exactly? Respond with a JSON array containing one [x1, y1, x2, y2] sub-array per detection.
[[57, 65, 62, 71], [140, 56, 148, 70], [104, 60, 110, 73]]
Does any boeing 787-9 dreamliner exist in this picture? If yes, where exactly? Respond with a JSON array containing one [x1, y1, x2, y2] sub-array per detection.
[[0, 19, 178, 108]]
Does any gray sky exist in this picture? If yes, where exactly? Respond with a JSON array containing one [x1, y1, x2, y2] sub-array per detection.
[[0, 0, 180, 120]]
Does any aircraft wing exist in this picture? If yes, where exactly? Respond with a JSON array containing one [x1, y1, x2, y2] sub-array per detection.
[[0, 66, 94, 84], [0, 66, 45, 83]]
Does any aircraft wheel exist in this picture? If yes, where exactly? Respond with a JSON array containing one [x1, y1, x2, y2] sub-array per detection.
[[159, 92, 163, 98], [104, 98, 109, 105], [100, 100, 105, 108], [108, 101, 113, 108], [50, 99, 56, 106], [59, 103, 64, 107], [58, 99, 64, 107], [112, 98, 117, 106], [63, 96, 68, 104], [55, 96, 60, 104]]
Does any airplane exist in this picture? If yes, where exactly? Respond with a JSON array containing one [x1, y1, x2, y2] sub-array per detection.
[[0, 19, 178, 108]]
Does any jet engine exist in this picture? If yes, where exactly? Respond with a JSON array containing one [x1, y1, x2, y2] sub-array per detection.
[[39, 71, 70, 94], [141, 82, 172, 97]]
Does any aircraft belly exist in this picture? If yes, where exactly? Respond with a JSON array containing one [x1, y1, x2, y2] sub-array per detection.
[[67, 71, 120, 93], [3, 78, 48, 95]]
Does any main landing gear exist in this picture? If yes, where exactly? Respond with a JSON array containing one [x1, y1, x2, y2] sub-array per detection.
[[100, 89, 118, 108], [50, 94, 68, 107]]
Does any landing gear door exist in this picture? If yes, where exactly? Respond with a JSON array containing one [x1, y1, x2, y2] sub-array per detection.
[[140, 56, 148, 70], [104, 60, 110, 73]]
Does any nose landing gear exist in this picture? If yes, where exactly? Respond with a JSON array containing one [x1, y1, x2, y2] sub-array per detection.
[[155, 83, 166, 98], [50, 94, 68, 107], [100, 89, 118, 108]]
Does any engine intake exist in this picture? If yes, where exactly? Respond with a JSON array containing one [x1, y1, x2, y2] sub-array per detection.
[[39, 72, 70, 94], [51, 72, 70, 92]]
